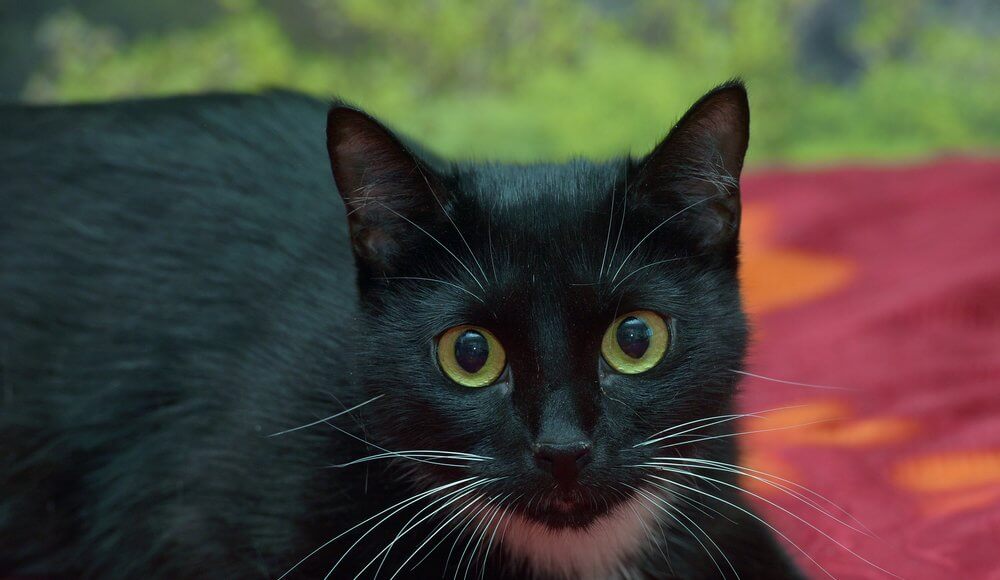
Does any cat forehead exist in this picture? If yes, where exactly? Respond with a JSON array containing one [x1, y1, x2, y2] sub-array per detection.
[[455, 159, 624, 213], [443, 161, 654, 289]]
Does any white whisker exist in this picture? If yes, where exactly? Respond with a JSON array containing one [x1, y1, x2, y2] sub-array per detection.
[[317, 416, 489, 469], [645, 472, 835, 579], [732, 369, 854, 391], [611, 485, 672, 573], [610, 255, 701, 293], [462, 492, 514, 580], [479, 494, 520, 580], [635, 404, 807, 448], [487, 216, 498, 281], [372, 200, 486, 291], [625, 483, 733, 580], [267, 394, 383, 438], [321, 477, 483, 580], [654, 418, 836, 450], [606, 175, 629, 282], [648, 457, 873, 537], [276, 477, 475, 580], [647, 478, 735, 523], [648, 468, 898, 578], [362, 478, 496, 580], [610, 193, 725, 282], [383, 276, 485, 303], [450, 494, 505, 580], [329, 450, 490, 469], [414, 163, 491, 286], [393, 493, 484, 578], [599, 181, 617, 279], [409, 493, 488, 573], [445, 494, 502, 573], [669, 497, 741, 580]]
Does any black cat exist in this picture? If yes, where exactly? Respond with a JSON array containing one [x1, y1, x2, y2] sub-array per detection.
[[0, 81, 804, 579]]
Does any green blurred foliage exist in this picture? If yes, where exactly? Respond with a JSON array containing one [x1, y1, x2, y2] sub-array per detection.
[[17, 0, 1000, 165]]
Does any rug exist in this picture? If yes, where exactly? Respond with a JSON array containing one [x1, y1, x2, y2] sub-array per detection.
[[736, 158, 1000, 579]]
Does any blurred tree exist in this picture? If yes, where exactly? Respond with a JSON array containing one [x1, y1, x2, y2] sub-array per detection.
[[4, 0, 997, 164], [0, 0, 222, 100]]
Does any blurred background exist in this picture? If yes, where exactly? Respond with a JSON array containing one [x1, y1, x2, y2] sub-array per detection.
[[2, 0, 997, 165]]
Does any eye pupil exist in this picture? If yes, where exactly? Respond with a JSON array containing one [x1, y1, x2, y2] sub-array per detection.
[[454, 330, 489, 373], [616, 316, 651, 359]]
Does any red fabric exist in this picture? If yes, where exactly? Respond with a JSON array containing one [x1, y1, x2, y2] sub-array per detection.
[[737, 158, 1000, 579]]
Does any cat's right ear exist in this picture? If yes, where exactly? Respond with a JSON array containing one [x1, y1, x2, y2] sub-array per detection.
[[326, 106, 448, 273], [631, 81, 749, 250]]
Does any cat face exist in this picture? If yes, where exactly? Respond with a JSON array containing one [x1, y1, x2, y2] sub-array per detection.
[[326, 83, 749, 533]]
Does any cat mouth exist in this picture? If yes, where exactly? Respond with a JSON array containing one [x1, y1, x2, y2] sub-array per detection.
[[521, 487, 610, 529]]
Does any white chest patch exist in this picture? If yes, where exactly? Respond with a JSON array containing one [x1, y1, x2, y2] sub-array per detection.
[[499, 495, 657, 580]]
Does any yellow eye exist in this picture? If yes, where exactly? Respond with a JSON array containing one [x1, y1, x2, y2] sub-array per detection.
[[437, 325, 506, 387], [601, 310, 669, 374]]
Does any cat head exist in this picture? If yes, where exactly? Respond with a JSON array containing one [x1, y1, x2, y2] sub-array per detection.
[[326, 82, 749, 535]]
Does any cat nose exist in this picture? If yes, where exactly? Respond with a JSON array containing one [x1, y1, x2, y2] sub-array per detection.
[[533, 441, 592, 485]]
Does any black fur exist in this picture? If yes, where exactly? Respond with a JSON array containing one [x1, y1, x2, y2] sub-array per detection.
[[0, 83, 803, 578]]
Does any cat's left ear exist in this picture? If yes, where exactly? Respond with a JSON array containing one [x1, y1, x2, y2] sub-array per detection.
[[633, 80, 749, 248], [326, 105, 450, 274]]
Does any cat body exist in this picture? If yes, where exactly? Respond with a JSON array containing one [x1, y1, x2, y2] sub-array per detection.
[[0, 85, 803, 579]]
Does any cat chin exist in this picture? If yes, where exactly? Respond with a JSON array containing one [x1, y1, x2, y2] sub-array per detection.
[[499, 494, 657, 580]]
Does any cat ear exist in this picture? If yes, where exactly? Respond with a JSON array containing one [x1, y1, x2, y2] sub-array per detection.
[[633, 80, 749, 248], [326, 106, 448, 272]]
